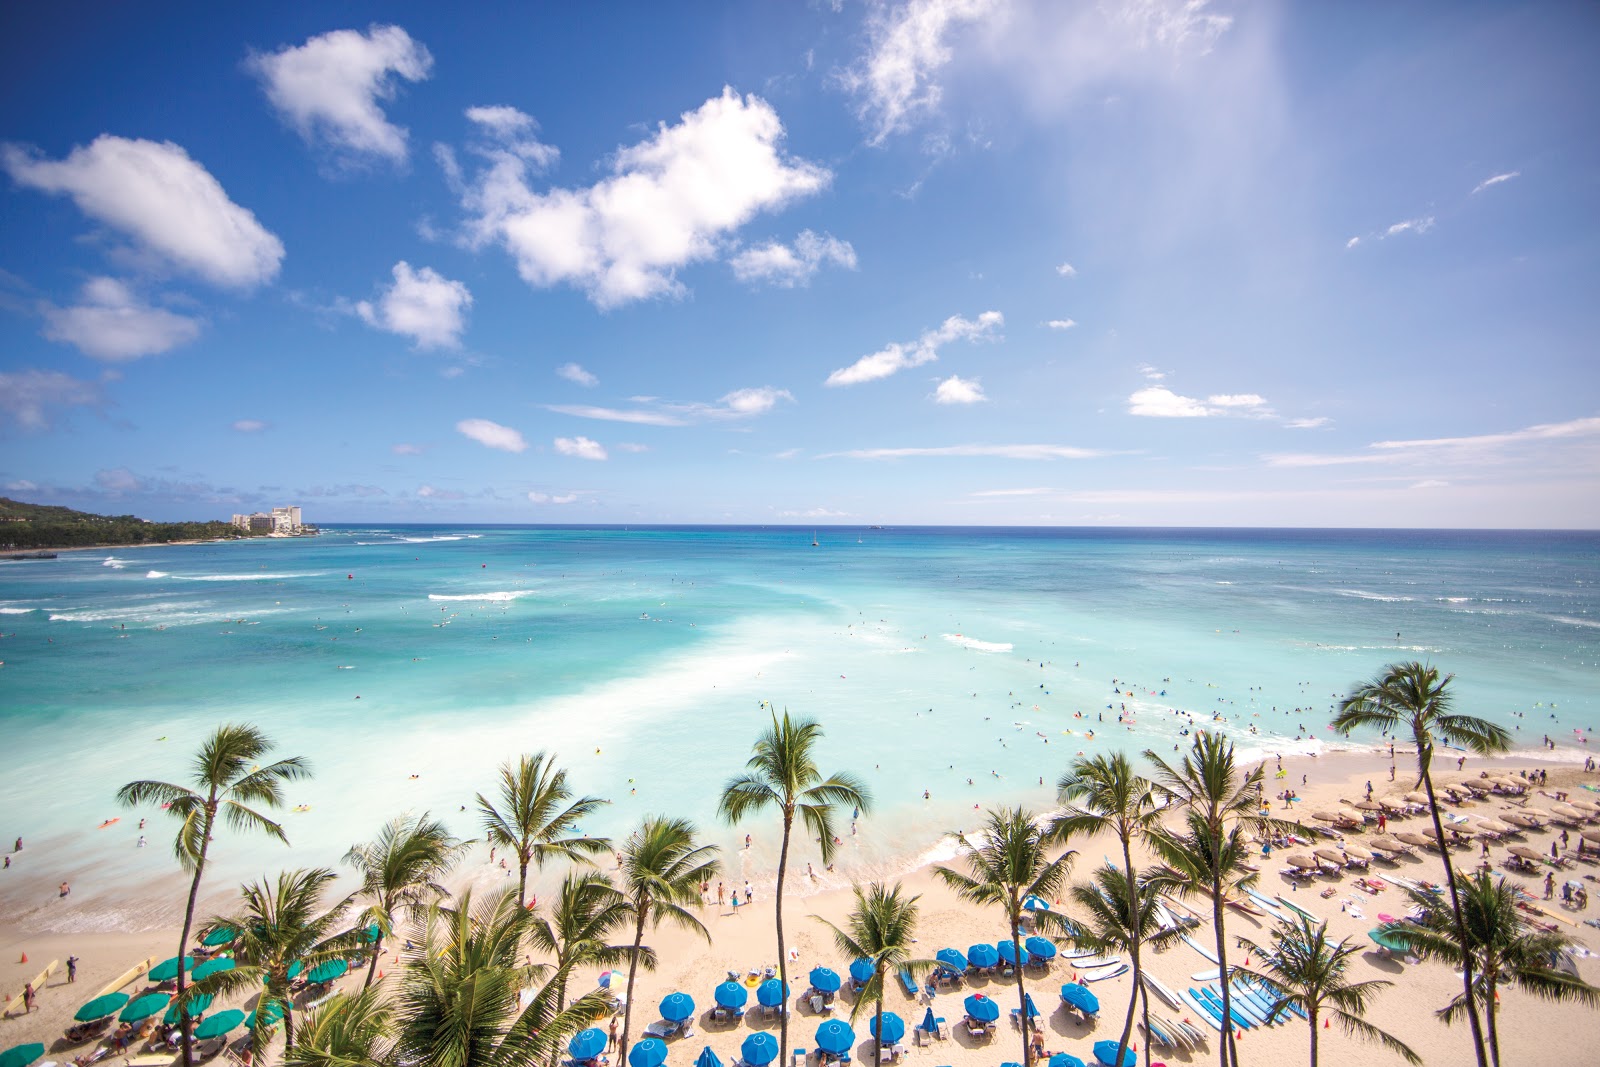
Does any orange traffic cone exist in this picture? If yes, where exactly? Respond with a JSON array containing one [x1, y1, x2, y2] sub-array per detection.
[[1324, 1018, 1331, 1029], [18, 953, 26, 964]]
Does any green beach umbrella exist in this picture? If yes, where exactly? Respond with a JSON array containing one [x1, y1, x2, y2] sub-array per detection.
[[119, 992, 170, 1025], [306, 958, 348, 984], [166, 992, 212, 1025], [148, 955, 194, 982], [360, 923, 381, 943], [191, 957, 236, 982], [247, 1000, 285, 1029], [201, 926, 237, 948], [193, 1009, 246, 1040], [74, 992, 130, 1021], [264, 960, 303, 984], [0, 1043, 46, 1067], [1369, 927, 1410, 953]]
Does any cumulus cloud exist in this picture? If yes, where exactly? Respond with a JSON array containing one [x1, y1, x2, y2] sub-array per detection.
[[1055, 262, 1077, 277], [0, 369, 105, 431], [730, 230, 857, 287], [40, 277, 200, 361], [717, 386, 793, 416], [934, 375, 985, 404], [840, 0, 1000, 144], [464, 105, 560, 168], [556, 362, 598, 387], [456, 417, 527, 452], [249, 25, 433, 164], [455, 87, 830, 307], [823, 443, 1102, 460], [232, 419, 268, 433], [355, 261, 472, 348], [2, 135, 284, 288], [554, 435, 607, 461], [826, 310, 1002, 387], [1128, 386, 1270, 418], [528, 490, 579, 504], [1472, 171, 1520, 195], [1044, 318, 1076, 330]]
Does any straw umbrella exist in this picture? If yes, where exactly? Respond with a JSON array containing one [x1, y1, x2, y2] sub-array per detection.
[[1285, 853, 1319, 869], [1341, 845, 1373, 867], [1396, 832, 1434, 850], [1313, 849, 1347, 870], [1507, 846, 1544, 863], [1368, 835, 1409, 854]]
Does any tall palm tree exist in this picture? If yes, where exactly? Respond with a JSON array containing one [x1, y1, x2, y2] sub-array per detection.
[[934, 807, 1073, 1067], [1143, 732, 1279, 1067], [345, 813, 470, 988], [814, 882, 935, 1060], [393, 888, 610, 1067], [1386, 871, 1600, 1067], [718, 710, 873, 1064], [1055, 753, 1163, 1067], [1066, 866, 1184, 1067], [1332, 661, 1511, 1067], [477, 753, 612, 908], [616, 816, 721, 1067], [528, 869, 644, 1014], [283, 986, 394, 1067], [1235, 914, 1419, 1067], [117, 724, 310, 1067]]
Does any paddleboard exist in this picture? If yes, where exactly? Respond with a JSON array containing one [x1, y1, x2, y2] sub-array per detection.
[[1084, 964, 1128, 982], [1276, 896, 1322, 924], [1181, 989, 1224, 1031], [1198, 986, 1252, 1030], [1071, 955, 1121, 969], [1180, 934, 1219, 963], [1192, 968, 1220, 982], [1142, 973, 1185, 1012]]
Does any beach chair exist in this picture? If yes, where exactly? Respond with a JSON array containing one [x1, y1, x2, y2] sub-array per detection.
[[793, 1048, 807, 1067], [897, 969, 918, 997]]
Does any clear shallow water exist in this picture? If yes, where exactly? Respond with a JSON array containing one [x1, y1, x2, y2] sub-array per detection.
[[2, 526, 1596, 929]]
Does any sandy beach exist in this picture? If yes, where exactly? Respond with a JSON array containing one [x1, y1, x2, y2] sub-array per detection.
[[4, 745, 1600, 1065]]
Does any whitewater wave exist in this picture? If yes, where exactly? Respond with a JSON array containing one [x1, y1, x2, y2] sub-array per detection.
[[0, 607, 35, 614], [161, 572, 323, 582], [1548, 615, 1600, 630], [102, 557, 126, 569], [146, 570, 169, 579], [428, 591, 535, 602], [1335, 589, 1414, 602], [942, 633, 1014, 653]]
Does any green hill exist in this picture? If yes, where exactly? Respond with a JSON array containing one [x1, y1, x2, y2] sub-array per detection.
[[0, 497, 246, 550]]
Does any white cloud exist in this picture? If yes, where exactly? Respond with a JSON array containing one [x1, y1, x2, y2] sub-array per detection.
[[546, 386, 793, 425], [1265, 415, 1600, 468], [0, 369, 104, 431], [1044, 318, 1076, 330], [1137, 364, 1166, 381], [1284, 416, 1331, 429], [615, 442, 651, 453], [95, 467, 143, 493], [6, 480, 39, 492], [555, 435, 607, 461], [1411, 480, 1450, 490], [1346, 236, 1361, 249], [826, 310, 1002, 386], [840, 0, 1000, 144], [934, 375, 986, 404], [355, 261, 472, 348], [416, 484, 465, 500], [717, 386, 793, 416], [2, 136, 284, 288], [232, 419, 267, 433], [456, 87, 831, 307], [392, 442, 424, 455], [1472, 171, 1520, 195], [546, 404, 686, 427], [1128, 386, 1270, 418], [970, 487, 1056, 497], [556, 362, 598, 387], [1385, 216, 1434, 237], [1208, 393, 1267, 408], [824, 443, 1102, 460], [465, 106, 560, 168], [730, 230, 857, 287], [40, 277, 200, 361], [249, 25, 433, 164], [456, 417, 527, 452], [778, 507, 849, 518], [1055, 262, 1077, 278], [528, 491, 579, 504]]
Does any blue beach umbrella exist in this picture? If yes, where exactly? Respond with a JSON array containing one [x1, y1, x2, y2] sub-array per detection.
[[814, 1019, 855, 1055], [935, 948, 968, 972], [808, 967, 841, 993], [966, 943, 999, 968], [848, 959, 874, 984], [630, 1038, 669, 1067], [660, 992, 695, 1022], [868, 1012, 905, 1045], [1024, 936, 1057, 960], [119, 993, 170, 1025], [1001, 1062, 1024, 1067], [962, 994, 999, 1022], [570, 1028, 609, 1060], [0, 1044, 45, 1067], [741, 1032, 779, 1066], [1093, 1040, 1136, 1067], [191, 957, 236, 982], [694, 1047, 724, 1067], [1023, 895, 1051, 912], [193, 1009, 246, 1040], [1049, 1055, 1088, 1067], [1059, 984, 1099, 1014], [148, 956, 193, 983], [166, 993, 212, 1025], [917, 1008, 938, 1034], [756, 979, 789, 1007], [74, 993, 129, 1022], [714, 981, 748, 1008], [996, 940, 1030, 966], [1022, 993, 1041, 1019]]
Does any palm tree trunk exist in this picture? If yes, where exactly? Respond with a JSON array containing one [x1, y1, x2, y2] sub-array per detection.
[[284, 999, 295, 1052], [1010, 915, 1030, 1067], [874, 990, 885, 1065], [620, 907, 647, 1067], [776, 811, 792, 1063], [1137, 979, 1153, 1067], [1117, 835, 1140, 1067], [1484, 972, 1500, 1067], [364, 931, 383, 989], [175, 802, 216, 1067], [1211, 889, 1236, 1067], [1307, 1005, 1318, 1067], [518, 853, 531, 910], [1420, 765, 1488, 1067]]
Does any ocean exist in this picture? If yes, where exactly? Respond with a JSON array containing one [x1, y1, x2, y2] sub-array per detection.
[[2, 526, 1596, 931]]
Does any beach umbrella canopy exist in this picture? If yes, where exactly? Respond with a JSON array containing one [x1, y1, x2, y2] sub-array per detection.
[[194, 1009, 246, 1040], [570, 1029, 609, 1060], [741, 1033, 779, 1066], [247, 1001, 284, 1029], [262, 960, 304, 984], [1093, 1040, 1136, 1067], [630, 1038, 669, 1067], [1396, 832, 1433, 848], [963, 994, 1000, 1022], [848, 959, 873, 983], [166, 992, 212, 1024], [1023, 895, 1051, 912], [74, 992, 129, 1022], [1059, 983, 1099, 1014], [1022, 993, 1041, 1019], [1024, 936, 1057, 960], [660, 992, 695, 1022], [868, 1012, 905, 1045], [714, 981, 748, 1008], [1284, 853, 1318, 869], [967, 943, 999, 968], [1314, 849, 1347, 867], [1352, 800, 1383, 812], [0, 1045, 45, 1067], [191, 957, 236, 982], [1311, 811, 1344, 823], [308, 958, 349, 984], [1369, 835, 1407, 852], [1509, 845, 1546, 861], [148, 956, 193, 983], [936, 948, 968, 972], [1342, 844, 1374, 861], [201, 926, 237, 948], [1369, 927, 1410, 953], [119, 992, 170, 1025], [1048, 1055, 1088, 1067], [1404, 792, 1429, 804], [808, 967, 841, 994], [694, 1047, 723, 1067], [995, 940, 1030, 966], [360, 923, 381, 943], [814, 1019, 855, 1055], [1583, 829, 1600, 844], [918, 1007, 938, 1033], [755, 979, 788, 1007], [1474, 818, 1511, 834]]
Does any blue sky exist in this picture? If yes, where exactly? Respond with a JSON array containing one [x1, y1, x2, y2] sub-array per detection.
[[2, 1, 1597, 527]]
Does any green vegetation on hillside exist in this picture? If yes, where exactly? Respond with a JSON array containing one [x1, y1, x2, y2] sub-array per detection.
[[0, 496, 246, 550]]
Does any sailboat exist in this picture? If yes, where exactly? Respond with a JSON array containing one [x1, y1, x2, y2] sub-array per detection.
[[811, 530, 819, 547]]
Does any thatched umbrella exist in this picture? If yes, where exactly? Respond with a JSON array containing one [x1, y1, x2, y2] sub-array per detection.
[[1342, 844, 1374, 862], [1474, 817, 1513, 834], [1501, 811, 1541, 829], [1351, 800, 1384, 812], [1396, 831, 1434, 849], [1369, 834, 1409, 853], [1378, 797, 1408, 812], [1508, 845, 1545, 862], [1568, 798, 1599, 814], [1404, 791, 1429, 805], [1285, 853, 1319, 869], [1314, 848, 1347, 868], [1580, 828, 1600, 844]]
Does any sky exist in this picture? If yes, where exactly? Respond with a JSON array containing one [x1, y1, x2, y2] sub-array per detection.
[[1, 1, 1597, 528]]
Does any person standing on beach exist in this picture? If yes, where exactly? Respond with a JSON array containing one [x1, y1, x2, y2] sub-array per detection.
[[23, 982, 35, 1012], [67, 955, 78, 982], [717, 881, 725, 905]]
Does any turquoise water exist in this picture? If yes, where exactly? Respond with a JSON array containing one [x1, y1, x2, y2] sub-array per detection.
[[2, 526, 1596, 929]]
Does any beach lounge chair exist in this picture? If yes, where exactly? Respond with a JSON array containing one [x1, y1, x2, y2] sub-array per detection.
[[793, 1048, 807, 1067], [897, 970, 918, 997]]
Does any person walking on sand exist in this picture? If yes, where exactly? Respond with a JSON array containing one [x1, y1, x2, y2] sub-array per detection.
[[23, 982, 35, 1013], [731, 891, 741, 914], [609, 1016, 619, 1049], [1458, 755, 1466, 770], [1546, 872, 1556, 900]]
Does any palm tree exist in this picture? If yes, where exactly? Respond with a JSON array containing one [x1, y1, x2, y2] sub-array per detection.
[[283, 986, 394, 1067], [1386, 871, 1600, 1067], [616, 816, 721, 1067], [1055, 754, 1163, 1067], [718, 710, 873, 1063], [814, 882, 935, 1060], [345, 813, 470, 988], [934, 807, 1073, 1067], [477, 753, 612, 908], [117, 724, 310, 1067], [1332, 662, 1511, 1067], [393, 888, 610, 1067], [1235, 913, 1419, 1067], [1066, 866, 1185, 1067], [1143, 732, 1280, 1067], [528, 869, 644, 1014]]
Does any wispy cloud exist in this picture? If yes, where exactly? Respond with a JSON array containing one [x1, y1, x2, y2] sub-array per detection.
[[826, 310, 1002, 387], [839, 0, 999, 145], [1347, 214, 1435, 249], [556, 362, 598, 387], [0, 368, 106, 431], [1055, 262, 1077, 278], [1128, 385, 1270, 418], [1265, 415, 1600, 468], [778, 506, 849, 518], [969, 487, 1057, 497], [528, 490, 579, 504], [1284, 416, 1331, 429], [730, 230, 857, 288], [546, 404, 686, 427], [1472, 171, 1520, 195], [822, 443, 1103, 460], [546, 386, 793, 427], [40, 277, 201, 361], [232, 419, 268, 433], [392, 443, 425, 455], [456, 417, 527, 453]]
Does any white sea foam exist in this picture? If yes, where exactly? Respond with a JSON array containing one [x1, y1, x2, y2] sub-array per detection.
[[1548, 615, 1600, 630], [427, 590, 535, 602], [0, 607, 35, 614], [402, 535, 464, 544], [942, 633, 1014, 652], [166, 572, 323, 582], [1335, 589, 1414, 602], [102, 557, 126, 569], [145, 570, 169, 579]]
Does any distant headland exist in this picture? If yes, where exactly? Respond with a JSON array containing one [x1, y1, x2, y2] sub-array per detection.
[[0, 497, 316, 553]]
